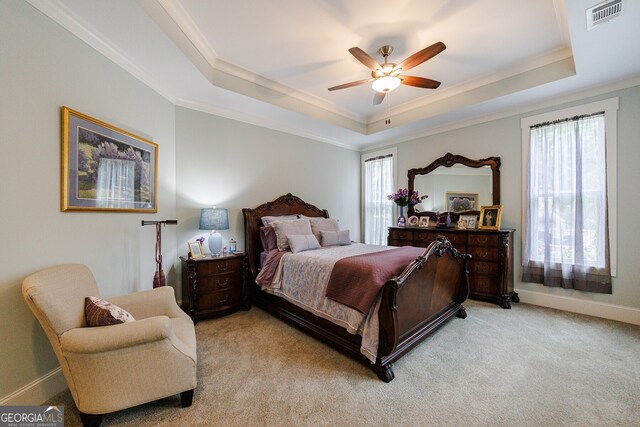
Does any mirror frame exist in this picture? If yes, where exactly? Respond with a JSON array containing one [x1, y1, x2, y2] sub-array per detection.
[[408, 152, 501, 219]]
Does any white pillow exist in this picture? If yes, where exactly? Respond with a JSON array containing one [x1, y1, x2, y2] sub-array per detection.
[[308, 217, 340, 242], [320, 229, 351, 247], [287, 234, 321, 254], [261, 215, 298, 227], [271, 218, 313, 251]]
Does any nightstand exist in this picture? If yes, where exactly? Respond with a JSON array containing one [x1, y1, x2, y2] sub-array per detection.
[[180, 252, 250, 323]]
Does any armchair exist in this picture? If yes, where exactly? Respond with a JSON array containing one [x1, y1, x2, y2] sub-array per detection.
[[22, 264, 197, 426]]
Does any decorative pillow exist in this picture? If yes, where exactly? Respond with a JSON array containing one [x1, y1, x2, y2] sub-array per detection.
[[320, 229, 351, 247], [261, 215, 298, 227], [287, 234, 321, 254], [308, 217, 340, 242], [85, 296, 135, 327], [260, 226, 278, 251], [271, 218, 313, 251]]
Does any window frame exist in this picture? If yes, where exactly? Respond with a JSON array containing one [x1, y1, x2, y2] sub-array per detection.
[[521, 97, 618, 275], [361, 147, 397, 243]]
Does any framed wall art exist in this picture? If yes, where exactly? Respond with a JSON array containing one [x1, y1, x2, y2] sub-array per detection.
[[445, 192, 478, 213], [478, 205, 503, 230], [61, 106, 158, 212]]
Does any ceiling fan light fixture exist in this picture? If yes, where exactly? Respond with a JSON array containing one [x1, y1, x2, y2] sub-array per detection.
[[372, 75, 401, 93]]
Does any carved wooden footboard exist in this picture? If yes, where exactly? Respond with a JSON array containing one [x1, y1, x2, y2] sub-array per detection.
[[243, 194, 470, 382]]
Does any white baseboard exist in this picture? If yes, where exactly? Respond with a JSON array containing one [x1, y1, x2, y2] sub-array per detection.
[[516, 289, 640, 325], [0, 367, 68, 406]]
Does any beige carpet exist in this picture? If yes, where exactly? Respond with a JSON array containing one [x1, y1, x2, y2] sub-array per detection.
[[48, 300, 640, 426]]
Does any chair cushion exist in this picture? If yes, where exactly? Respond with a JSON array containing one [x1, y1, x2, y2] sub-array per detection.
[[85, 296, 135, 327]]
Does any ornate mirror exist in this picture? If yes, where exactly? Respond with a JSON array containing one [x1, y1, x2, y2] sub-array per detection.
[[407, 152, 501, 219]]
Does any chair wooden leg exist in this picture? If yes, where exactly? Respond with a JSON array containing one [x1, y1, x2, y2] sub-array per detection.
[[180, 389, 195, 408], [79, 412, 103, 427]]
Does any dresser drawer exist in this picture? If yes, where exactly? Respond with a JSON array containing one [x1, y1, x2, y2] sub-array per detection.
[[389, 239, 413, 247], [469, 261, 499, 275], [196, 286, 243, 311], [389, 229, 414, 241], [468, 233, 500, 247], [197, 257, 243, 276], [469, 274, 499, 295], [432, 231, 466, 246], [467, 246, 499, 261], [197, 271, 243, 294], [413, 232, 437, 244]]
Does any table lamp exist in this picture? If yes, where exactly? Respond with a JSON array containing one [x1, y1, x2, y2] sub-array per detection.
[[199, 208, 229, 255]]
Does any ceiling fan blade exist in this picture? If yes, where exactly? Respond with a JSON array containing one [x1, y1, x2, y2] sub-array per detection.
[[328, 79, 371, 91], [349, 47, 382, 71], [397, 42, 446, 72], [373, 91, 386, 105], [401, 76, 441, 89]]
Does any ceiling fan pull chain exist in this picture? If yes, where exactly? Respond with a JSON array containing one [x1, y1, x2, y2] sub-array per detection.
[[385, 92, 391, 125]]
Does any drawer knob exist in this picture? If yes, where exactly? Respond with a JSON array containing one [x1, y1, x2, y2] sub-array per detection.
[[218, 294, 229, 303], [217, 263, 228, 272], [477, 236, 488, 243], [217, 278, 230, 288]]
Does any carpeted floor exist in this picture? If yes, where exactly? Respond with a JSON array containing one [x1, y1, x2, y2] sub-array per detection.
[[48, 300, 640, 426]]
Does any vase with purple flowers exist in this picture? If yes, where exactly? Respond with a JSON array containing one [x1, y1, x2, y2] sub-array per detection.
[[387, 188, 428, 228]]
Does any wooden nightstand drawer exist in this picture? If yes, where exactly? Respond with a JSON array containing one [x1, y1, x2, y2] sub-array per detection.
[[197, 257, 243, 276], [198, 271, 243, 294], [196, 287, 243, 311], [467, 246, 499, 261], [468, 233, 499, 247]]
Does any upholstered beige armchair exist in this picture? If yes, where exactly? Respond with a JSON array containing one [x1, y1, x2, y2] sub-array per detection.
[[22, 264, 197, 426]]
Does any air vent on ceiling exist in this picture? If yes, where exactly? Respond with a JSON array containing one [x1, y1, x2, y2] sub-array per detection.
[[587, 0, 622, 30]]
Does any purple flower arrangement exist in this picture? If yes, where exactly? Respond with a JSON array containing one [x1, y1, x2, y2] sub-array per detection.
[[387, 188, 428, 207]]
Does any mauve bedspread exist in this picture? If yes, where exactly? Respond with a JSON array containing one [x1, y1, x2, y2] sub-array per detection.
[[255, 243, 400, 362], [325, 246, 426, 314]]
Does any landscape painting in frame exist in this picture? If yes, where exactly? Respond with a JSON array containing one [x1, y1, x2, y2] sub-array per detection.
[[61, 107, 157, 212], [445, 192, 478, 213]]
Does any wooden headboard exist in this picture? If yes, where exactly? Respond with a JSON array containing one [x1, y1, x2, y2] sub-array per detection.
[[242, 193, 329, 279]]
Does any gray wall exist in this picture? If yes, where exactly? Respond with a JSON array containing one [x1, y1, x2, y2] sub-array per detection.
[[174, 107, 361, 295], [367, 85, 640, 309], [0, 1, 177, 398]]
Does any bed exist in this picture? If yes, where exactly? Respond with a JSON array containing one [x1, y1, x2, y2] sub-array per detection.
[[242, 193, 470, 382]]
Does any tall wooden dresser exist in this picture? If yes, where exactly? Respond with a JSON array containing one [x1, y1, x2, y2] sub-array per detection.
[[388, 227, 518, 308]]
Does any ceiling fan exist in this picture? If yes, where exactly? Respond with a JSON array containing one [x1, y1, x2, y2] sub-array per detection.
[[328, 42, 446, 105]]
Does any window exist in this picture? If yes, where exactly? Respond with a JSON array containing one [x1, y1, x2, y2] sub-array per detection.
[[521, 98, 618, 293], [362, 148, 396, 245]]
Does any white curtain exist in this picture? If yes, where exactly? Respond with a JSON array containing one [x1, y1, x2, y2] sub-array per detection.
[[364, 155, 393, 245], [523, 112, 611, 293], [96, 158, 135, 208]]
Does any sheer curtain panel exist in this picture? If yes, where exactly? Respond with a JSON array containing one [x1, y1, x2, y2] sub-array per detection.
[[523, 112, 611, 293], [364, 155, 393, 245]]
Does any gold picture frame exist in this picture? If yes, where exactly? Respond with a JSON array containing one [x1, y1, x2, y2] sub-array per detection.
[[478, 205, 503, 230], [418, 216, 430, 228], [188, 241, 205, 259], [61, 106, 158, 212]]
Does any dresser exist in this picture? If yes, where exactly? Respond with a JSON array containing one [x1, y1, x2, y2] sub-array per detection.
[[388, 227, 518, 308], [180, 253, 250, 323]]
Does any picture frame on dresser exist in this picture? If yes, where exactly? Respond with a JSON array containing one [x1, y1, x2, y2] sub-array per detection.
[[418, 217, 430, 228], [187, 241, 205, 259], [479, 205, 503, 230], [459, 214, 478, 229]]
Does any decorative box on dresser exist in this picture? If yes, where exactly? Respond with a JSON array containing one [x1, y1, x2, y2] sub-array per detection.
[[388, 227, 518, 308], [180, 253, 250, 323]]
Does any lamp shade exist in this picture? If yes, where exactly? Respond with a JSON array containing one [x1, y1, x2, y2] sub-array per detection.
[[372, 75, 401, 93], [199, 208, 229, 231]]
